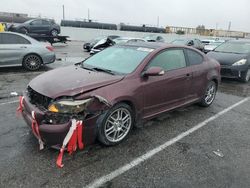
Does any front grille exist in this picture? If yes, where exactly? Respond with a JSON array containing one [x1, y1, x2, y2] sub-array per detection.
[[27, 86, 52, 109]]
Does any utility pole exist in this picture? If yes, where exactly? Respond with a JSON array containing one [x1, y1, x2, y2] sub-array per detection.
[[88, 8, 90, 21], [62, 5, 65, 20], [157, 16, 159, 27], [228, 21, 231, 31]]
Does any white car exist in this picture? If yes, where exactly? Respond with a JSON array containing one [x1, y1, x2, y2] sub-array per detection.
[[0, 32, 55, 70]]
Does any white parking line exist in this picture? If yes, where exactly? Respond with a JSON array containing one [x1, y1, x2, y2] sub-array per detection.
[[0, 100, 19, 106], [85, 97, 249, 188]]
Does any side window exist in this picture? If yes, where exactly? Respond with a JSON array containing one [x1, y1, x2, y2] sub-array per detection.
[[42, 20, 50, 25], [186, 49, 203, 65], [1, 33, 30, 44], [31, 20, 42, 25], [148, 49, 186, 71]]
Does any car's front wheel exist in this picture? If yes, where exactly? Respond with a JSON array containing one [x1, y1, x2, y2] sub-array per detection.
[[240, 69, 250, 83], [199, 81, 217, 107], [20, 27, 28, 35], [97, 103, 134, 146], [23, 54, 42, 71]]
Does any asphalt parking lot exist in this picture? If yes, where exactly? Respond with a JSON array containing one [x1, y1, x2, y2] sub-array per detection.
[[0, 41, 250, 188]]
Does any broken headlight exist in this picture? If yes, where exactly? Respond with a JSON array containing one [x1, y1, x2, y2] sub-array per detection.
[[48, 98, 93, 114]]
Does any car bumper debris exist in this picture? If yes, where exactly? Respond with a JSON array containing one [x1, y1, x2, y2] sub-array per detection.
[[17, 92, 111, 168]]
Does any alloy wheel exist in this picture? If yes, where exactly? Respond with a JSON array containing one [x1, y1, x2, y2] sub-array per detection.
[[205, 84, 216, 105], [104, 107, 132, 143], [24, 55, 41, 71]]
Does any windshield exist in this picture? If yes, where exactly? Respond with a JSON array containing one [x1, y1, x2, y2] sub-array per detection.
[[171, 39, 187, 45], [113, 38, 129, 44], [83, 46, 152, 74], [214, 42, 250, 54]]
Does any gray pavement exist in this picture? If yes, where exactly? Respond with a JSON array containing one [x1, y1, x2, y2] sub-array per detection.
[[0, 41, 249, 188]]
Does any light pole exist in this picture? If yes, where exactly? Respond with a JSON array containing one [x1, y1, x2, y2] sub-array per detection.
[[62, 5, 65, 20]]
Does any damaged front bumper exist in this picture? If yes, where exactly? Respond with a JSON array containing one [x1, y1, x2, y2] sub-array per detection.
[[21, 92, 102, 148]]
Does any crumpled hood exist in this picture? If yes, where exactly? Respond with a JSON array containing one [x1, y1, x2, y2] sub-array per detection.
[[29, 65, 124, 99], [207, 51, 248, 65]]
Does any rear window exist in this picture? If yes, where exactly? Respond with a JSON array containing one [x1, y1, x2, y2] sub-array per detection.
[[0, 33, 30, 44], [186, 49, 203, 65]]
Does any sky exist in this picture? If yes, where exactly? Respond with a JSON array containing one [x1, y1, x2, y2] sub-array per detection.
[[1, 0, 250, 32]]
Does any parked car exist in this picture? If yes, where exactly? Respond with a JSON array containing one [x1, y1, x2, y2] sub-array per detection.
[[83, 35, 120, 52], [203, 41, 225, 53], [171, 38, 204, 52], [20, 42, 220, 149], [207, 40, 250, 82], [0, 32, 55, 70], [144, 35, 165, 42], [9, 19, 61, 36], [90, 37, 146, 54]]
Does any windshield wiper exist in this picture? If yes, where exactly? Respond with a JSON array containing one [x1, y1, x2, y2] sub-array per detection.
[[92, 67, 115, 75]]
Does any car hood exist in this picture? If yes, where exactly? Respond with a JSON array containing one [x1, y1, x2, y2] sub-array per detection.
[[29, 65, 124, 99], [207, 51, 248, 65]]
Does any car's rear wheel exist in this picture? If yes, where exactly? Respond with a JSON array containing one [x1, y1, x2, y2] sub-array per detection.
[[23, 54, 42, 71], [50, 29, 58, 36], [97, 103, 134, 146], [240, 69, 250, 83], [199, 81, 217, 107]]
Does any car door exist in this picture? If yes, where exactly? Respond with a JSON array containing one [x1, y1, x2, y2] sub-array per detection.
[[184, 48, 207, 99], [41, 20, 51, 34], [142, 48, 193, 118], [0, 33, 30, 66], [29, 19, 43, 34]]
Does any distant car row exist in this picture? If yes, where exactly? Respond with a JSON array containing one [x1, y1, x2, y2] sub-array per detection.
[[83, 35, 165, 54], [0, 30, 249, 82]]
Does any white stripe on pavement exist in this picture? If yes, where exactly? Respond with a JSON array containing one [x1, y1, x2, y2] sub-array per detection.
[[85, 97, 249, 188], [0, 100, 19, 106]]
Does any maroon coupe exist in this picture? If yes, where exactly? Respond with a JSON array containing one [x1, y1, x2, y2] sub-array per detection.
[[20, 42, 220, 150]]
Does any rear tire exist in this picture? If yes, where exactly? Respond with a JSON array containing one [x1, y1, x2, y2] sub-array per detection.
[[23, 54, 42, 71], [240, 69, 250, 83], [199, 81, 217, 107], [97, 103, 134, 146], [50, 29, 58, 36]]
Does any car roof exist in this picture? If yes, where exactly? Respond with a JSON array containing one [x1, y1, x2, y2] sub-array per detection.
[[0, 31, 39, 43], [118, 42, 173, 49]]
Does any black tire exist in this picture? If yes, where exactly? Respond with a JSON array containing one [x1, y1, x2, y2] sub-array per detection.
[[97, 103, 134, 146], [20, 27, 28, 34], [23, 54, 42, 71], [240, 69, 250, 83], [199, 81, 217, 107], [50, 29, 58, 36]]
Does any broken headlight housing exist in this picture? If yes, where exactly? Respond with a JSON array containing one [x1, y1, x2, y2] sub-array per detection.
[[48, 98, 93, 114]]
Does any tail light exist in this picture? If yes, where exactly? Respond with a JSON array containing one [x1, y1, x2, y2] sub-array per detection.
[[46, 46, 54, 52]]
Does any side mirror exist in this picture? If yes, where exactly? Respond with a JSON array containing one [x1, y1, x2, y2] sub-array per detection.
[[143, 67, 165, 77]]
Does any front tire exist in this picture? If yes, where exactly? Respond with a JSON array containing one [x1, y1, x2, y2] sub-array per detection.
[[23, 54, 42, 71], [20, 27, 28, 35], [240, 69, 250, 83], [97, 103, 134, 146], [199, 81, 217, 107]]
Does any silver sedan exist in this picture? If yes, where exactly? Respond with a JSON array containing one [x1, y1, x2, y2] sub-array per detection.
[[0, 32, 55, 70]]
